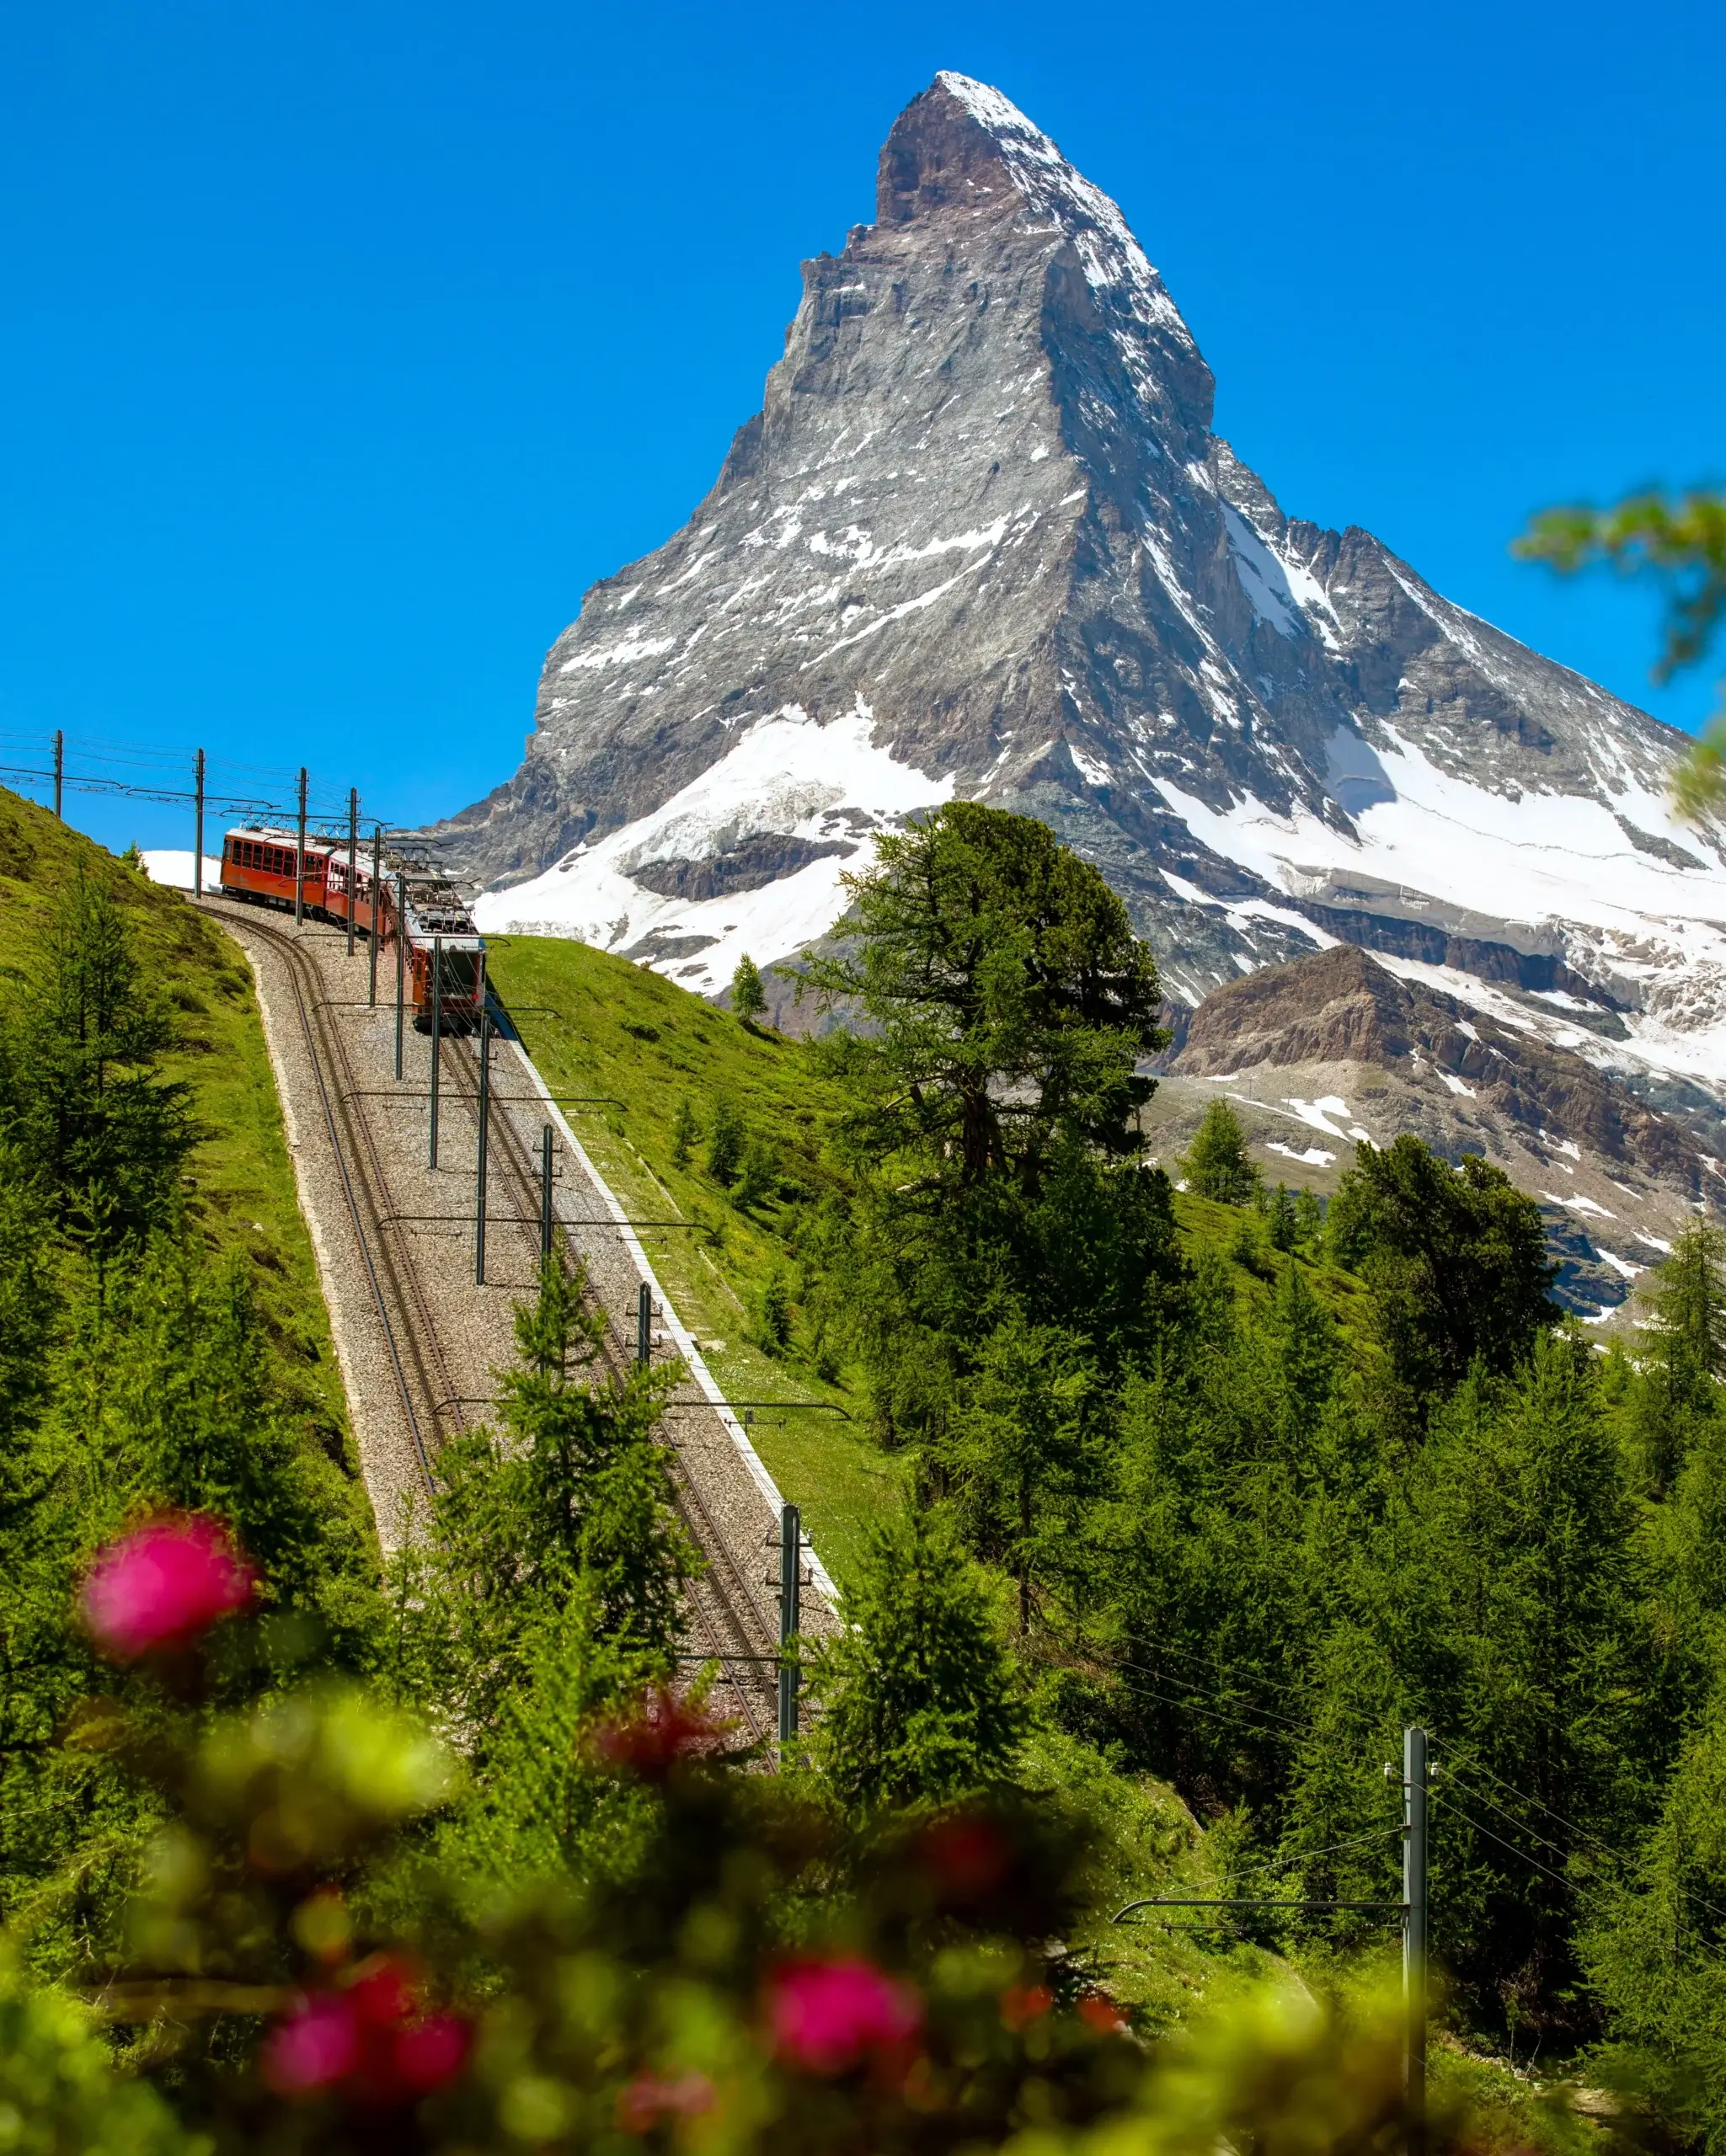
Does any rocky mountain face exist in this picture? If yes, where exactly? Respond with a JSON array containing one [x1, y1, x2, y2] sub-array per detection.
[[1146, 944, 1710, 1322], [427, 71, 1726, 1278]]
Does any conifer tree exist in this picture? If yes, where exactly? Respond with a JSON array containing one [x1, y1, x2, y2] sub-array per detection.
[[807, 1509, 1028, 1812], [730, 953, 767, 1025], [1183, 1101, 1260, 1205], [669, 1095, 698, 1169], [705, 1093, 743, 1186], [1328, 1135, 1557, 1410], [2, 870, 194, 1257]]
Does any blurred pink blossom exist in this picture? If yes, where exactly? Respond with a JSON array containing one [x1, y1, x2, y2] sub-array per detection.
[[261, 1993, 359, 2094], [767, 1956, 922, 2075], [80, 1515, 257, 1660], [261, 1961, 471, 2107]]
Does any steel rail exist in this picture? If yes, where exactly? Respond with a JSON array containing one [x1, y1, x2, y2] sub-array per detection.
[[200, 902, 455, 1494], [436, 1022, 778, 1749]]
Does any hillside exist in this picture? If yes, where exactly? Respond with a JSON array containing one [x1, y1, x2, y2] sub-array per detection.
[[0, 786, 366, 1502], [429, 71, 1726, 1177], [485, 931, 1376, 1584]]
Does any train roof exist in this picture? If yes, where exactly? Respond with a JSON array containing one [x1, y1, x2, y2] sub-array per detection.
[[223, 822, 334, 851]]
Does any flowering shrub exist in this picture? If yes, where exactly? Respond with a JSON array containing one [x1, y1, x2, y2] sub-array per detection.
[[80, 1513, 256, 1660], [767, 1956, 922, 2076], [4, 1518, 1515, 2156]]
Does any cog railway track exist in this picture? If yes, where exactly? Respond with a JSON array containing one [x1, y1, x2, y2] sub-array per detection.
[[201, 899, 779, 1749]]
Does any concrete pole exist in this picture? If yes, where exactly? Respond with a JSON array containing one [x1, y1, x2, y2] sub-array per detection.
[[394, 872, 407, 1081], [475, 1014, 491, 1286], [429, 934, 441, 1169], [541, 1123, 553, 1262], [295, 766, 307, 926], [1403, 1724, 1429, 2153], [345, 788, 358, 958], [194, 748, 206, 898], [778, 1502, 802, 1755], [52, 729, 63, 819]]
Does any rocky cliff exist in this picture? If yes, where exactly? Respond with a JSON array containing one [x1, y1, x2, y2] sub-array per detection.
[[427, 70, 1726, 1158]]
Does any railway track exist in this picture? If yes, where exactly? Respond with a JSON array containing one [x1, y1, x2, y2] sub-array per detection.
[[435, 1017, 781, 1748], [203, 897, 782, 1749], [210, 902, 457, 1496]]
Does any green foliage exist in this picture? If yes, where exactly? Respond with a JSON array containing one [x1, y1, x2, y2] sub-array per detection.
[[389, 1252, 696, 1735], [731, 950, 767, 1024], [706, 1091, 744, 1185], [735, 1134, 779, 1210], [0, 868, 195, 1258], [1328, 1137, 1558, 1414], [1267, 1181, 1297, 1251], [807, 1509, 1029, 1813], [0, 1938, 190, 2155], [1182, 1101, 1259, 1206], [1515, 487, 1726, 816], [669, 1092, 698, 1168], [752, 1267, 793, 1355], [804, 802, 1166, 1189]]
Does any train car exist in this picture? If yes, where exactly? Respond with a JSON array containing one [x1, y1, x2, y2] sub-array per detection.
[[389, 873, 486, 1034], [220, 826, 333, 912], [323, 849, 385, 942]]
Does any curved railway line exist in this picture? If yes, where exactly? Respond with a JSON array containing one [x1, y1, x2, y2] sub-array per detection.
[[201, 899, 782, 1751], [433, 1017, 782, 1748]]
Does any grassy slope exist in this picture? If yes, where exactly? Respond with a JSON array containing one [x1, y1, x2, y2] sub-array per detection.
[[0, 787, 365, 1502], [486, 934, 1372, 1593], [486, 932, 902, 1591]]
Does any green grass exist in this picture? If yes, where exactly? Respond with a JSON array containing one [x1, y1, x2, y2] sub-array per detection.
[[484, 933, 903, 1593], [486, 933, 1376, 1590], [0, 787, 362, 1494]]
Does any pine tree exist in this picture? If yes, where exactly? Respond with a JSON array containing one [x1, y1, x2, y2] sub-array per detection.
[[3, 870, 194, 1257], [1269, 1182, 1297, 1251], [1183, 1100, 1260, 1205], [669, 1095, 699, 1169], [806, 1509, 1029, 1812], [752, 1268, 792, 1354], [1327, 1134, 1557, 1410], [705, 1094, 743, 1186], [730, 953, 767, 1025], [733, 1135, 778, 1210]]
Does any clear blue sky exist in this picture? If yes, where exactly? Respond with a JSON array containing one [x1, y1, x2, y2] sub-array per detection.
[[3, 0, 1722, 856]]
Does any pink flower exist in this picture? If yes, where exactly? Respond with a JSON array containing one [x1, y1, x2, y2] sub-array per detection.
[[80, 1515, 257, 1661], [616, 2071, 717, 2133], [590, 1688, 730, 1779], [260, 1961, 471, 2108], [261, 1993, 360, 2094], [767, 1957, 922, 2076], [389, 2014, 471, 2095]]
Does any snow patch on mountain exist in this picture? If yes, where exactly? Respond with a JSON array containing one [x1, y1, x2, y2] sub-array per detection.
[[473, 701, 952, 994]]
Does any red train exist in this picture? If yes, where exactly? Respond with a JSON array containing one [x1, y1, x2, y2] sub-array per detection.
[[218, 825, 485, 1032]]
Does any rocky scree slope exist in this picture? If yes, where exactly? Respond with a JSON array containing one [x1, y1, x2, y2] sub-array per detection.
[[429, 71, 1726, 1154], [1147, 944, 1707, 1322]]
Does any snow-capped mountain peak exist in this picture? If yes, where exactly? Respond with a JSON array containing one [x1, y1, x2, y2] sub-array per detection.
[[426, 72, 1726, 1138]]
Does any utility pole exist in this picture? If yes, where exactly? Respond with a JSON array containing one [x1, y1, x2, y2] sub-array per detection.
[[428, 934, 441, 1169], [194, 748, 206, 897], [778, 1502, 802, 1756], [393, 871, 407, 1081], [637, 1281, 652, 1369], [1403, 1724, 1429, 2154], [295, 766, 307, 926], [540, 1124, 554, 1262], [368, 828, 382, 1006], [345, 789, 358, 958], [475, 1012, 491, 1286], [52, 729, 63, 819]]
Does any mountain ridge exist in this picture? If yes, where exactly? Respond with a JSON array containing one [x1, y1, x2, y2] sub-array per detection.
[[424, 69, 1726, 1178]]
